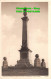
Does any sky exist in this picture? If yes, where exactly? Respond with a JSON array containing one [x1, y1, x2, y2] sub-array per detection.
[[1, 2, 48, 67]]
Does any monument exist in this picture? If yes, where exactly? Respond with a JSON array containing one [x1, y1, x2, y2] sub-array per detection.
[[34, 54, 41, 67], [2, 8, 48, 76], [15, 8, 32, 68]]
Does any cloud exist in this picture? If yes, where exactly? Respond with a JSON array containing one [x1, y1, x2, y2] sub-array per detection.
[[2, 14, 15, 31], [35, 29, 48, 43]]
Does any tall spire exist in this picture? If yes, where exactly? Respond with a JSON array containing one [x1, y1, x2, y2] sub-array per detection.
[[21, 8, 29, 49], [16, 7, 32, 68]]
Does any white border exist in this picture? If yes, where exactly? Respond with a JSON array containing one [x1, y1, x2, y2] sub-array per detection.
[[0, 0, 51, 79]]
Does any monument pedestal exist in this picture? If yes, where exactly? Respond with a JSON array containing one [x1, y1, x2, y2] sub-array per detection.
[[15, 59, 32, 68], [15, 48, 33, 68]]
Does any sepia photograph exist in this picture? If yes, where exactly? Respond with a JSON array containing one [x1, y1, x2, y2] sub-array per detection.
[[1, 2, 48, 76]]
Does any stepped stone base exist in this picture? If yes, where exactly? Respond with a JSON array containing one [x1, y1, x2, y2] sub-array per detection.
[[2, 67, 48, 76], [15, 59, 33, 68]]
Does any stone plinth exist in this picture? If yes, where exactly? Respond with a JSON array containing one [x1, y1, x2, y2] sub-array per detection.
[[3, 57, 8, 69], [34, 58, 41, 67], [15, 59, 32, 68], [41, 59, 46, 68], [34, 54, 41, 67], [2, 67, 48, 76]]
